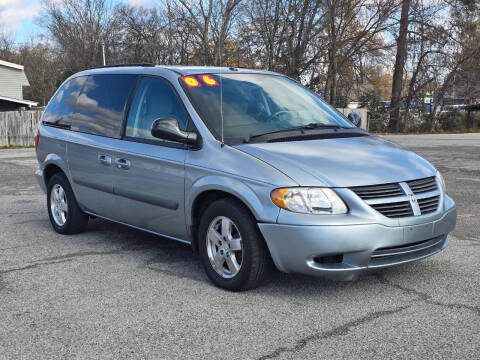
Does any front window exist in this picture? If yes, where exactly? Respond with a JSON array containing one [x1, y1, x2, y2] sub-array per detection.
[[180, 73, 353, 142], [125, 77, 189, 141]]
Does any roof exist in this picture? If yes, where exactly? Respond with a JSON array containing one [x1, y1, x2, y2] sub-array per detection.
[[0, 59, 24, 71], [76, 64, 278, 77], [0, 95, 38, 107], [161, 65, 276, 76]]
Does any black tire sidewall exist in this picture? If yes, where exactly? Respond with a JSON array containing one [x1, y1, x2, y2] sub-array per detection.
[[198, 198, 268, 291], [47, 173, 86, 234]]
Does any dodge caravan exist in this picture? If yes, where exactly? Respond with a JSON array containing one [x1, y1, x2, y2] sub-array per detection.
[[35, 65, 456, 290]]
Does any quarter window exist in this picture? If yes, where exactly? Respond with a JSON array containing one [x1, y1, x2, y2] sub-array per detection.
[[71, 74, 138, 138], [42, 77, 85, 128], [125, 77, 188, 140]]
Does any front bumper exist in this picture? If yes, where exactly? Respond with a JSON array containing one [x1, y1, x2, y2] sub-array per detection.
[[259, 205, 456, 281]]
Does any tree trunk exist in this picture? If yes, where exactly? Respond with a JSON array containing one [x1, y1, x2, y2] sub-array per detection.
[[388, 0, 411, 132], [327, 55, 337, 104], [325, 0, 337, 104]]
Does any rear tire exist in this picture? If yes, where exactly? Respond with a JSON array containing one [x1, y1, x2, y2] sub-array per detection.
[[198, 198, 272, 291], [47, 173, 88, 234]]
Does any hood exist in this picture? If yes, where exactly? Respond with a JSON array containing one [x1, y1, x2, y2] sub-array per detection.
[[234, 135, 436, 187]]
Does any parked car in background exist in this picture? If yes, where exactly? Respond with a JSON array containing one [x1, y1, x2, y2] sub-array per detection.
[[441, 104, 466, 113], [35, 65, 457, 290]]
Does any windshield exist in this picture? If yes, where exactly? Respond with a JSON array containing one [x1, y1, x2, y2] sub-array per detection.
[[180, 73, 353, 141]]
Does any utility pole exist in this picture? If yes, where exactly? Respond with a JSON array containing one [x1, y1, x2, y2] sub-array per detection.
[[102, 43, 106, 66]]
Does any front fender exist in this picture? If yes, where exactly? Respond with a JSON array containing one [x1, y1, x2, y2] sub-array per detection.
[[186, 174, 280, 228]]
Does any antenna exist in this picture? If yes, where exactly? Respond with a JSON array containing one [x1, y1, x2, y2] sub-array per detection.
[[102, 43, 106, 66], [220, 71, 224, 146], [219, 41, 224, 147]]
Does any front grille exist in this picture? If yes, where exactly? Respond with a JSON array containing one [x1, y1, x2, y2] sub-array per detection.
[[371, 201, 413, 218], [351, 183, 403, 199], [407, 177, 437, 194], [351, 177, 441, 219], [418, 196, 439, 214]]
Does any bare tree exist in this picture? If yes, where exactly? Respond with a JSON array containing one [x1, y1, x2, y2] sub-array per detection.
[[323, 0, 398, 105], [399, 0, 448, 131], [428, 0, 480, 129], [17, 0, 476, 134], [18, 38, 60, 106], [0, 30, 16, 62], [243, 0, 288, 71], [243, 0, 327, 80], [115, 5, 167, 63], [42, 0, 119, 74], [176, 0, 242, 66]]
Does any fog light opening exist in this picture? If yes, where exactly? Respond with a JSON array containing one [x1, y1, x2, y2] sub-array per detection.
[[314, 254, 344, 265]]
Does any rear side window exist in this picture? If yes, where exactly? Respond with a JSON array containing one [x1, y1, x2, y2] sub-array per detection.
[[71, 74, 138, 138], [42, 77, 84, 129]]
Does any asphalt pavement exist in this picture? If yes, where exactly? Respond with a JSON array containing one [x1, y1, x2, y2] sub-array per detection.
[[0, 133, 479, 359]]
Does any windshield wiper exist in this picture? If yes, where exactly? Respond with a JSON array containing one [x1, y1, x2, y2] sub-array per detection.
[[299, 123, 346, 130], [244, 123, 345, 143]]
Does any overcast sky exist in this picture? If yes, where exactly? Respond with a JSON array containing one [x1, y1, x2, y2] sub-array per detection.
[[0, 0, 156, 45]]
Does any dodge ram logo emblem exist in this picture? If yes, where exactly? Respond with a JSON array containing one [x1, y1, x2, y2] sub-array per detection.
[[409, 194, 417, 203]]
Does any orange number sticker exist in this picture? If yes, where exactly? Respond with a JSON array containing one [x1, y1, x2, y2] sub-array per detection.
[[181, 76, 202, 88], [199, 74, 219, 86]]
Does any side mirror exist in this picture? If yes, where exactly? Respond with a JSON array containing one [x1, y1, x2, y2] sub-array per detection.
[[347, 112, 361, 127], [151, 118, 198, 145]]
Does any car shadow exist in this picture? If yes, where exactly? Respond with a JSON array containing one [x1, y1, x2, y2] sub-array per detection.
[[35, 217, 430, 295]]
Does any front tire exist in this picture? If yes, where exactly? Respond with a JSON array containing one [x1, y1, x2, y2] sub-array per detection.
[[198, 198, 272, 291], [47, 173, 89, 234]]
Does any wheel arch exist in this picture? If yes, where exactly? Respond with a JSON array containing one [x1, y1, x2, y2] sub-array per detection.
[[187, 176, 278, 253], [44, 163, 65, 187], [42, 153, 70, 187]]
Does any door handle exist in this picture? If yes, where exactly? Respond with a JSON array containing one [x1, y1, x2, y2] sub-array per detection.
[[115, 158, 131, 170], [98, 154, 112, 166]]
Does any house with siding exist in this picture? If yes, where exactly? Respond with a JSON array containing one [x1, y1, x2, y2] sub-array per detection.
[[0, 59, 38, 111]]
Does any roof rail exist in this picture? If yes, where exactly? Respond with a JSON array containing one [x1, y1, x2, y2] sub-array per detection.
[[88, 63, 155, 70]]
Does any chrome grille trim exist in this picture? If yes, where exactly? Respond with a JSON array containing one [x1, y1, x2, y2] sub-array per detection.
[[351, 183, 403, 199], [407, 177, 438, 194], [418, 196, 440, 214], [350, 177, 441, 218], [371, 201, 413, 218]]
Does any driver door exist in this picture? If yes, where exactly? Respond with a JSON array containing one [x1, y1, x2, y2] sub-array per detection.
[[111, 76, 189, 240]]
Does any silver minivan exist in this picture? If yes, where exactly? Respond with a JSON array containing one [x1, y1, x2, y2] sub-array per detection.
[[35, 65, 456, 290]]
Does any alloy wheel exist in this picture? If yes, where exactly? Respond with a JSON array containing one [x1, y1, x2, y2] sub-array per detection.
[[206, 216, 243, 278], [50, 184, 68, 226]]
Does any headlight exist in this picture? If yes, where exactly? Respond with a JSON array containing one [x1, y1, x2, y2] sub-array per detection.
[[270, 187, 348, 214], [437, 171, 446, 192]]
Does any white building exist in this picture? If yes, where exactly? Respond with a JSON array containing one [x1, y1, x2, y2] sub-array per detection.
[[0, 59, 38, 111]]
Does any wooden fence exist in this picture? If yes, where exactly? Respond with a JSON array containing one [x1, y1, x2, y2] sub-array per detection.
[[0, 109, 44, 147]]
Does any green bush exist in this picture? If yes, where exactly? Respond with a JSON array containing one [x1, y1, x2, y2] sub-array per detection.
[[359, 93, 389, 132], [438, 110, 468, 131]]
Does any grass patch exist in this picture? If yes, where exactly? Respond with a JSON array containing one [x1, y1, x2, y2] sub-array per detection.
[[0, 145, 35, 149]]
